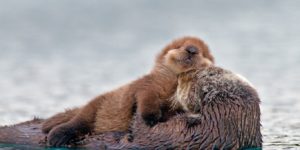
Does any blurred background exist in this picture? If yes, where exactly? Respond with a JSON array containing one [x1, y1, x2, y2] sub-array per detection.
[[0, 0, 299, 149]]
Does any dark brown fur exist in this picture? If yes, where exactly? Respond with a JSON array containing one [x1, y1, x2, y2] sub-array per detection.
[[100, 66, 262, 149], [42, 36, 215, 147]]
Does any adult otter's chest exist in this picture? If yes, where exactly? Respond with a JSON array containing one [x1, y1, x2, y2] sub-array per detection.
[[176, 71, 196, 111]]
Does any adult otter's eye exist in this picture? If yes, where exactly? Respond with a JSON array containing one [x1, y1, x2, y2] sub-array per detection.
[[185, 46, 198, 54]]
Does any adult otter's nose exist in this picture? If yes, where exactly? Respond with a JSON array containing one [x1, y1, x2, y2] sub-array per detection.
[[185, 46, 198, 54]]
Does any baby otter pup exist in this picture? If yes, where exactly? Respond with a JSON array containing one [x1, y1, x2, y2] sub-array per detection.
[[42, 36, 214, 147]]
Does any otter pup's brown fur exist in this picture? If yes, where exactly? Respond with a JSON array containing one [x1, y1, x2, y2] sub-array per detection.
[[42, 37, 215, 147]]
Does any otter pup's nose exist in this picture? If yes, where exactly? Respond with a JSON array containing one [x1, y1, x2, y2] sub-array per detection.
[[185, 46, 198, 54]]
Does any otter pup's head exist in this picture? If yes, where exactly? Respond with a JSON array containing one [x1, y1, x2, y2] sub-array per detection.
[[155, 36, 214, 74]]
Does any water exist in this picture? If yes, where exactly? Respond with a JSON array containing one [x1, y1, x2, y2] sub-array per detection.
[[0, 0, 299, 149]]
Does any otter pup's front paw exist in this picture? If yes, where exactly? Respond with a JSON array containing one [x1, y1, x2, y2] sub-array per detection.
[[42, 119, 63, 134], [142, 109, 162, 127], [47, 123, 76, 147]]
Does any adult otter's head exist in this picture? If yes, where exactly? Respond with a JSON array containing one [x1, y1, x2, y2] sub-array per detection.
[[176, 66, 259, 114], [154, 36, 215, 74]]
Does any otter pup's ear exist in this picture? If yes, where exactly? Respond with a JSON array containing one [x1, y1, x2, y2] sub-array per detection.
[[208, 55, 215, 64], [203, 48, 215, 64]]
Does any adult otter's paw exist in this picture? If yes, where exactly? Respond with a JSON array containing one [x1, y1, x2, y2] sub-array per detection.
[[47, 123, 76, 147], [186, 114, 201, 128], [141, 109, 162, 127]]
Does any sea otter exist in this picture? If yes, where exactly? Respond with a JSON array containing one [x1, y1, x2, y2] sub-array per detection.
[[98, 66, 262, 149], [0, 67, 261, 149], [42, 36, 215, 147]]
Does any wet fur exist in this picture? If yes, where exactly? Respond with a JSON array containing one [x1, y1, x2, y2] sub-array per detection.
[[42, 36, 214, 147], [101, 66, 262, 149]]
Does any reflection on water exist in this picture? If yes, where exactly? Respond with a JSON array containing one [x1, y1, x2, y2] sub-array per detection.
[[0, 0, 299, 149]]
